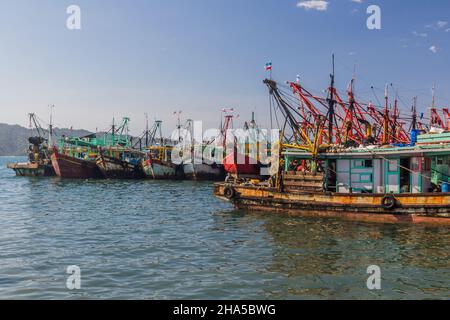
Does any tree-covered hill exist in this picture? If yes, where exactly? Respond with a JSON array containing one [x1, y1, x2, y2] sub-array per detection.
[[0, 123, 91, 156]]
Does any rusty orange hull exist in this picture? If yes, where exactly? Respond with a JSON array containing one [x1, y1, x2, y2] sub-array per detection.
[[214, 184, 450, 225]]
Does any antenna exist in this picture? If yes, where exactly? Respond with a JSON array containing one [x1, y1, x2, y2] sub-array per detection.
[[411, 96, 418, 131], [327, 54, 336, 144], [48, 104, 55, 146]]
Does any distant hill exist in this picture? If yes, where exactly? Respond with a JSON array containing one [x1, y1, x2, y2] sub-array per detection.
[[0, 123, 91, 156]]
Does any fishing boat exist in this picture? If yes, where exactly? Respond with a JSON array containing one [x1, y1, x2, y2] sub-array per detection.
[[221, 113, 269, 180], [8, 114, 55, 177], [132, 119, 184, 179], [172, 117, 225, 181], [142, 146, 183, 179], [215, 143, 450, 225], [51, 146, 102, 179], [182, 143, 225, 181], [52, 118, 134, 179], [8, 137, 55, 177], [96, 148, 145, 179], [183, 160, 225, 180], [215, 61, 450, 225]]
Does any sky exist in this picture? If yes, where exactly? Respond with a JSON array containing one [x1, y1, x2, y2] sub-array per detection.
[[0, 0, 449, 135]]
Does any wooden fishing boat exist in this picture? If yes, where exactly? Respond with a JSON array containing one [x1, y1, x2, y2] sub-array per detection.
[[223, 152, 261, 175], [214, 71, 450, 225], [215, 144, 450, 225], [7, 115, 56, 177], [214, 183, 450, 225], [143, 158, 183, 179], [96, 149, 145, 179], [8, 136, 55, 177], [183, 161, 225, 181], [142, 146, 183, 179], [51, 148, 102, 179], [8, 162, 54, 177], [220, 113, 269, 180]]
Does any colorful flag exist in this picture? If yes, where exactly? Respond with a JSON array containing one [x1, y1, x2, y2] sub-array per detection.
[[265, 62, 272, 71]]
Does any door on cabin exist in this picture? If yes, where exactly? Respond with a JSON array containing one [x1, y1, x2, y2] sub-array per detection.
[[400, 158, 411, 193], [385, 159, 400, 193]]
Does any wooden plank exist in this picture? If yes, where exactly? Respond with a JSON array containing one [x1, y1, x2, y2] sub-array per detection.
[[283, 174, 324, 181], [283, 181, 323, 188]]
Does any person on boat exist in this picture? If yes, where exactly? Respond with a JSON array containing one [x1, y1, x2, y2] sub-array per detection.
[[289, 160, 299, 171]]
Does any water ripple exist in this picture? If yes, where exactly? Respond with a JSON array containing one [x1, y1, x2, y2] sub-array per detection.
[[0, 157, 449, 300]]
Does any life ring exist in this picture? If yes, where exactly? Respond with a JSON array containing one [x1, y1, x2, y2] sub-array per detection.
[[381, 194, 396, 210], [223, 186, 236, 199]]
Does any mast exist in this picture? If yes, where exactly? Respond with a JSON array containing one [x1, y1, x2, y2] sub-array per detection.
[[48, 104, 55, 146], [177, 111, 182, 142], [157, 120, 163, 145], [112, 118, 115, 145], [29, 113, 45, 139], [430, 83, 436, 129], [382, 84, 389, 145], [145, 113, 149, 147], [327, 54, 335, 144], [411, 96, 418, 131], [392, 91, 398, 143]]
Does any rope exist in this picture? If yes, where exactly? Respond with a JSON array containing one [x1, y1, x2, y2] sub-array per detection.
[[356, 145, 449, 185]]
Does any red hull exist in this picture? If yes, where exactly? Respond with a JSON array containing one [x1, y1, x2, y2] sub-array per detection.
[[51, 152, 103, 179], [223, 152, 260, 175]]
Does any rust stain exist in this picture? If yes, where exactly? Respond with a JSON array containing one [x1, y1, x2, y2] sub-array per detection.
[[214, 183, 450, 225]]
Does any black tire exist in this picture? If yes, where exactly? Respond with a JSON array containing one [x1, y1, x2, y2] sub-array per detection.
[[224, 186, 236, 200], [381, 195, 396, 210]]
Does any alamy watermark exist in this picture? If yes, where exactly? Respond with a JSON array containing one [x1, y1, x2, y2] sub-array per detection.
[[166, 121, 280, 175], [367, 5, 381, 30], [366, 265, 381, 290], [66, 5, 81, 30], [66, 265, 81, 290]]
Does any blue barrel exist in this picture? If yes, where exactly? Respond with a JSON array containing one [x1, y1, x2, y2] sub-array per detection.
[[410, 129, 420, 146], [442, 183, 450, 193]]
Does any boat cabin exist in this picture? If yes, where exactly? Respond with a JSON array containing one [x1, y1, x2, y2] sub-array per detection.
[[283, 144, 450, 194]]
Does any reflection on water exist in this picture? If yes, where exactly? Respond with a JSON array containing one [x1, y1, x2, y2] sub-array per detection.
[[0, 157, 449, 299], [258, 213, 449, 299]]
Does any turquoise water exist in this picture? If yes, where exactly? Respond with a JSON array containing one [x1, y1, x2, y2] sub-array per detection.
[[0, 156, 449, 300]]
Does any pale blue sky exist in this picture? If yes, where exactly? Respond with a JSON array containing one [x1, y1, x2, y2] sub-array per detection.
[[0, 0, 449, 135]]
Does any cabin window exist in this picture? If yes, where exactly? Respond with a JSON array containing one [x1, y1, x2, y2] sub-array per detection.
[[360, 173, 373, 183], [351, 173, 373, 183], [353, 159, 373, 169], [388, 160, 398, 172], [364, 160, 373, 168], [354, 160, 364, 168]]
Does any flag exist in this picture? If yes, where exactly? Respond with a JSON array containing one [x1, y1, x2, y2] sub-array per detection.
[[265, 62, 272, 71]]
